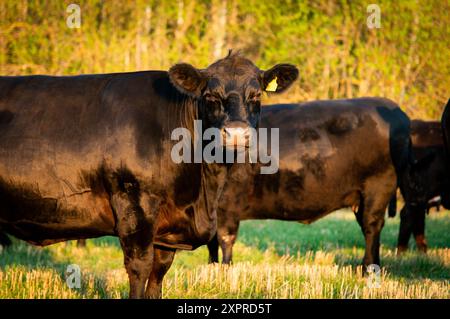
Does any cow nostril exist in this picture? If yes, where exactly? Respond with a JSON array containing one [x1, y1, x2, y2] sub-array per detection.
[[224, 128, 232, 136], [222, 125, 251, 147]]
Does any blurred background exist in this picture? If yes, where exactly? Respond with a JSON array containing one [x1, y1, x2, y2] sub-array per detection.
[[0, 0, 448, 119]]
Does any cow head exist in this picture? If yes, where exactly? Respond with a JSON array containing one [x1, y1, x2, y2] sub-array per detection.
[[168, 51, 298, 149]]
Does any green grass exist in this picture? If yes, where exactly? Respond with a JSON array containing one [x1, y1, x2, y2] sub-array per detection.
[[0, 210, 449, 298]]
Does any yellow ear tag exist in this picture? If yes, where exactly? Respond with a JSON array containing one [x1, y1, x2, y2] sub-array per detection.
[[265, 76, 278, 92]]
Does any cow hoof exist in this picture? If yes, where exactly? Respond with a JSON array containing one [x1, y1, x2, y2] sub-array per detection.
[[417, 245, 428, 254], [396, 246, 408, 256], [145, 291, 162, 299]]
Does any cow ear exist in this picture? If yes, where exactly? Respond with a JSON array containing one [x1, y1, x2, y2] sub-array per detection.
[[261, 64, 299, 93], [169, 63, 207, 97]]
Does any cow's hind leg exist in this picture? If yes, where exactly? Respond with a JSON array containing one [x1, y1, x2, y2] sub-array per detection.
[[112, 190, 155, 299], [360, 202, 385, 268], [359, 174, 395, 269], [77, 239, 87, 247], [145, 247, 176, 299], [397, 205, 413, 254], [207, 233, 220, 263]]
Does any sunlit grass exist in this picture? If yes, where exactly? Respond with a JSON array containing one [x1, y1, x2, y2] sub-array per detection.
[[0, 211, 449, 298]]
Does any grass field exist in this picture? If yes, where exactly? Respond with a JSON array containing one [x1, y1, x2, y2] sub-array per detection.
[[0, 210, 449, 299]]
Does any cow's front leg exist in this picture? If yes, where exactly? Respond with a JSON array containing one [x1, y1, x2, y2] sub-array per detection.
[[145, 246, 176, 298], [207, 234, 220, 263], [397, 205, 413, 254], [361, 208, 385, 268], [111, 190, 155, 299], [359, 180, 391, 270]]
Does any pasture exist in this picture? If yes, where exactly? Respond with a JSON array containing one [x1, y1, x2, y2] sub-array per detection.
[[1, 210, 448, 299]]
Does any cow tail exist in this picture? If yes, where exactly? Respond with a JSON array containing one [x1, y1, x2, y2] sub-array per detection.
[[389, 107, 414, 218], [395, 128, 416, 218]]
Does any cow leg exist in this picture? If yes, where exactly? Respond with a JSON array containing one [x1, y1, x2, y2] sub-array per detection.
[[360, 207, 385, 268], [111, 191, 155, 299], [145, 247, 176, 299], [360, 176, 394, 270], [362, 210, 385, 268], [207, 233, 220, 263], [397, 205, 413, 254], [218, 220, 240, 265], [77, 239, 87, 247], [412, 208, 427, 253]]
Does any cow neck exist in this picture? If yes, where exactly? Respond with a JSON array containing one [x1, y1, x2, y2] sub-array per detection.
[[201, 163, 227, 217]]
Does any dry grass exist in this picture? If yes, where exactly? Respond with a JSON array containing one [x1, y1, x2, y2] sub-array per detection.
[[0, 212, 449, 299]]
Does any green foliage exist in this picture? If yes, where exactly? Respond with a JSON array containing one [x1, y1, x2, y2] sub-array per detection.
[[0, 0, 448, 118]]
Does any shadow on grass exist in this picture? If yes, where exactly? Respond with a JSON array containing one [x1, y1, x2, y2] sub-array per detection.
[[238, 213, 450, 253], [333, 250, 450, 281], [236, 213, 450, 281]]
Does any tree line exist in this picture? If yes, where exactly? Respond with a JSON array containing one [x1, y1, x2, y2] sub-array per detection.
[[0, 0, 448, 119]]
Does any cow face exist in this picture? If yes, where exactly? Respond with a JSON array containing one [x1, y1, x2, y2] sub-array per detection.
[[168, 52, 298, 148]]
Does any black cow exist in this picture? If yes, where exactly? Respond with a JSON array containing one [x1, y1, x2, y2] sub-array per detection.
[[0, 52, 298, 298], [390, 119, 450, 253], [207, 99, 411, 268]]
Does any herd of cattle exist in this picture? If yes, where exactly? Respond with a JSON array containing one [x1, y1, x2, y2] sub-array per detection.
[[0, 52, 449, 298]]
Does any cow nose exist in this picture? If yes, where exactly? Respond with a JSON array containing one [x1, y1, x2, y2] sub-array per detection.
[[223, 122, 251, 148]]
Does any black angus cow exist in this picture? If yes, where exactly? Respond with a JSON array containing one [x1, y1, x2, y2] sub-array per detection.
[[390, 119, 450, 253], [0, 52, 298, 298], [207, 99, 411, 268]]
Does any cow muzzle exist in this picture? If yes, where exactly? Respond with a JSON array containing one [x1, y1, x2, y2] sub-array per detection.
[[222, 122, 251, 149]]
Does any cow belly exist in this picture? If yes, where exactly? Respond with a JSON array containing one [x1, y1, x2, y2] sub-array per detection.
[[245, 183, 361, 224], [0, 179, 115, 245]]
